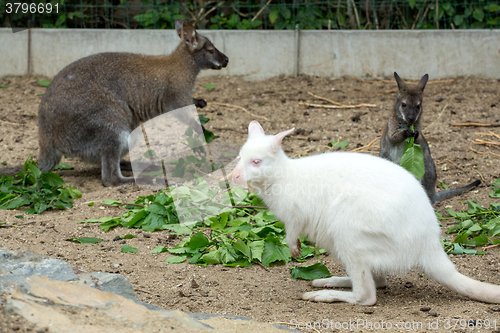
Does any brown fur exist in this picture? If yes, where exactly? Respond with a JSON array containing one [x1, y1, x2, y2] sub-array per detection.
[[35, 20, 228, 186], [380, 72, 479, 205]]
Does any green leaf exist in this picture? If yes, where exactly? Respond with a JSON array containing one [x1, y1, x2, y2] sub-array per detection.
[[82, 216, 116, 223], [204, 84, 215, 90], [53, 163, 74, 170], [473, 8, 484, 22], [261, 237, 290, 266], [146, 203, 168, 216], [88, 202, 95, 206], [187, 232, 210, 250], [290, 263, 332, 280], [400, 143, 425, 180], [202, 249, 221, 264], [141, 213, 165, 232], [150, 245, 168, 254], [122, 234, 137, 239], [121, 245, 138, 253], [69, 237, 103, 244], [166, 255, 188, 263], [40, 172, 66, 187], [68, 186, 82, 199], [327, 140, 349, 149], [36, 80, 51, 87], [0, 85, 8, 88], [233, 239, 251, 259], [100, 219, 122, 232], [102, 199, 123, 206], [269, 8, 279, 24]]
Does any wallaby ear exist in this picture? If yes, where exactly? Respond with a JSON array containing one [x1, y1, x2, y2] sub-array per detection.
[[394, 72, 408, 91], [175, 20, 184, 38], [181, 21, 198, 50], [416, 74, 429, 91], [248, 121, 265, 137], [271, 128, 295, 152]]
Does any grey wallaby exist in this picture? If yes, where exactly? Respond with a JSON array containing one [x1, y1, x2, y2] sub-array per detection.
[[35, 20, 228, 186], [380, 72, 480, 205]]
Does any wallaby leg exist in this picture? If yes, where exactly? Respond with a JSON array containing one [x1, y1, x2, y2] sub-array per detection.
[[302, 267, 377, 305], [102, 148, 135, 187], [312, 276, 352, 288], [311, 273, 386, 289], [37, 143, 62, 172]]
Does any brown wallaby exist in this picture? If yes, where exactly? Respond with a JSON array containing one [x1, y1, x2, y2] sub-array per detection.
[[33, 20, 228, 186], [380, 72, 480, 205]]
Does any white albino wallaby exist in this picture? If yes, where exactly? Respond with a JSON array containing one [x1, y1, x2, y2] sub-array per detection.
[[232, 121, 500, 306]]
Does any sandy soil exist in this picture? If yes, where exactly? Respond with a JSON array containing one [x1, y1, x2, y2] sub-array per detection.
[[1, 74, 500, 333]]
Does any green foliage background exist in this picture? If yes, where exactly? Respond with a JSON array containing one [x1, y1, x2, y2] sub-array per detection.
[[1, 0, 498, 30]]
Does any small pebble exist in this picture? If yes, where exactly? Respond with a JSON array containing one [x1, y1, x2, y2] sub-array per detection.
[[420, 306, 431, 312], [428, 311, 438, 317], [113, 264, 120, 268], [191, 279, 199, 289], [404, 281, 413, 288]]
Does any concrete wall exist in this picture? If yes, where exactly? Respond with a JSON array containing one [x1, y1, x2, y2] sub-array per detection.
[[1, 28, 499, 80]]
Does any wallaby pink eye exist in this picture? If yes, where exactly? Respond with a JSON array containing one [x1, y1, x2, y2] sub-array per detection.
[[251, 159, 262, 166]]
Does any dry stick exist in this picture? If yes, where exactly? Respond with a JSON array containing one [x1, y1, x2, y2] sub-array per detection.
[[451, 122, 500, 128], [476, 132, 500, 140], [473, 139, 500, 147], [273, 322, 321, 333], [207, 102, 269, 121], [211, 126, 246, 134], [0, 119, 23, 126], [471, 168, 486, 183], [483, 243, 500, 251], [299, 102, 377, 109], [252, 0, 272, 22], [307, 91, 342, 106], [423, 104, 448, 133], [350, 0, 361, 29], [469, 146, 500, 158], [350, 136, 381, 152], [292, 147, 313, 158]]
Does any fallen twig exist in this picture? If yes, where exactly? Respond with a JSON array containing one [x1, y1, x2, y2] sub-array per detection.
[[472, 139, 500, 147], [307, 91, 342, 106], [471, 168, 486, 183], [350, 136, 381, 153], [211, 126, 246, 134], [299, 101, 377, 109], [450, 122, 500, 128], [292, 147, 313, 158], [475, 132, 500, 140], [483, 243, 500, 251], [469, 146, 500, 158], [424, 104, 447, 133], [208, 102, 269, 121]]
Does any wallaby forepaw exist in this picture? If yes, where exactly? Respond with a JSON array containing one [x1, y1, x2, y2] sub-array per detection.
[[302, 291, 337, 303]]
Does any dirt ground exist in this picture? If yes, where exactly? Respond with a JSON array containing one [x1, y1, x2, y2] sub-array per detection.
[[1, 74, 500, 333]]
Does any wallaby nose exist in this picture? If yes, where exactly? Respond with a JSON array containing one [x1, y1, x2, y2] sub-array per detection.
[[221, 56, 228, 68], [407, 115, 416, 123]]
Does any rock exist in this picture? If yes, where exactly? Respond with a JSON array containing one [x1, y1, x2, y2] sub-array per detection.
[[429, 310, 438, 317], [191, 278, 200, 289], [0, 249, 78, 294], [420, 306, 431, 312], [0, 250, 293, 332], [404, 281, 413, 288], [0, 249, 138, 301]]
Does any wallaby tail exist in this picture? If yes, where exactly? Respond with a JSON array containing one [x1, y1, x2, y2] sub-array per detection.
[[434, 180, 481, 204], [0, 165, 24, 177], [424, 248, 500, 303]]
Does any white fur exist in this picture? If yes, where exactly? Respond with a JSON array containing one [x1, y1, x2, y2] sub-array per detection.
[[232, 121, 500, 305]]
